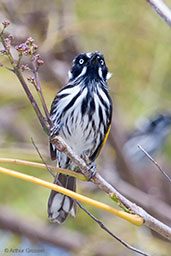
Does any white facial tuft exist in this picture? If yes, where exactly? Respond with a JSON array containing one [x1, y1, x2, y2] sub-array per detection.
[[68, 70, 73, 80], [106, 72, 112, 80], [98, 69, 112, 81]]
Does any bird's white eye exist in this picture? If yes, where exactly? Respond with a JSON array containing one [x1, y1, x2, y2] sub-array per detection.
[[79, 58, 84, 65], [100, 59, 104, 65]]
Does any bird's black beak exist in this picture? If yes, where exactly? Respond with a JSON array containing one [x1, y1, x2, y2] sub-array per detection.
[[89, 52, 100, 64]]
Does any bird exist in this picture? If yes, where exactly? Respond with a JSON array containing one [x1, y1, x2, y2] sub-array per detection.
[[123, 113, 171, 164], [48, 51, 113, 223]]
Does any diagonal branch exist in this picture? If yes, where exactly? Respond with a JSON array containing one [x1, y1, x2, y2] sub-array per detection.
[[50, 135, 171, 241], [114, 177, 171, 224], [146, 0, 171, 26], [76, 201, 151, 256]]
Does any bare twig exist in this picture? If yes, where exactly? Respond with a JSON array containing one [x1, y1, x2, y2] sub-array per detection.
[[0, 157, 85, 180], [14, 68, 50, 134], [0, 63, 14, 72], [76, 201, 151, 256], [146, 0, 171, 26], [31, 60, 52, 126], [138, 144, 171, 182], [31, 137, 55, 178]]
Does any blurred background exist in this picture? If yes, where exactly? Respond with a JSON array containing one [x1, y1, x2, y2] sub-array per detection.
[[0, 0, 171, 255]]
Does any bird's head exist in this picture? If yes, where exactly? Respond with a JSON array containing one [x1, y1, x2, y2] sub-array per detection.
[[68, 51, 112, 82]]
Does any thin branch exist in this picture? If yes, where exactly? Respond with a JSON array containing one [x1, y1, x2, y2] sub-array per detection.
[[0, 157, 85, 180], [31, 137, 58, 178], [51, 135, 171, 241], [0, 32, 15, 66], [0, 62, 14, 72], [17, 52, 23, 67], [138, 144, 171, 182], [0, 166, 143, 225], [77, 201, 151, 256], [146, 0, 171, 26], [31, 60, 52, 126], [14, 67, 50, 134]]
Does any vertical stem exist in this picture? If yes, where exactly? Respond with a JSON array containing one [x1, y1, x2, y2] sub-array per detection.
[[32, 61, 52, 126], [14, 67, 50, 134]]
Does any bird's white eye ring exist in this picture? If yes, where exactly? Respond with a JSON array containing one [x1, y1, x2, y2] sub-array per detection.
[[100, 59, 104, 65], [79, 58, 84, 65]]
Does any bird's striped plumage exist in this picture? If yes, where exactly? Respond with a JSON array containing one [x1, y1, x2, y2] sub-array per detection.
[[48, 51, 112, 223]]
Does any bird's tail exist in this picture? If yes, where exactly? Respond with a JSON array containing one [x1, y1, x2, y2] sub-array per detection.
[[48, 173, 77, 223]]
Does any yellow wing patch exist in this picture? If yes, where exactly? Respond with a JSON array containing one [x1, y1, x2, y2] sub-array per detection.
[[95, 124, 111, 160]]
